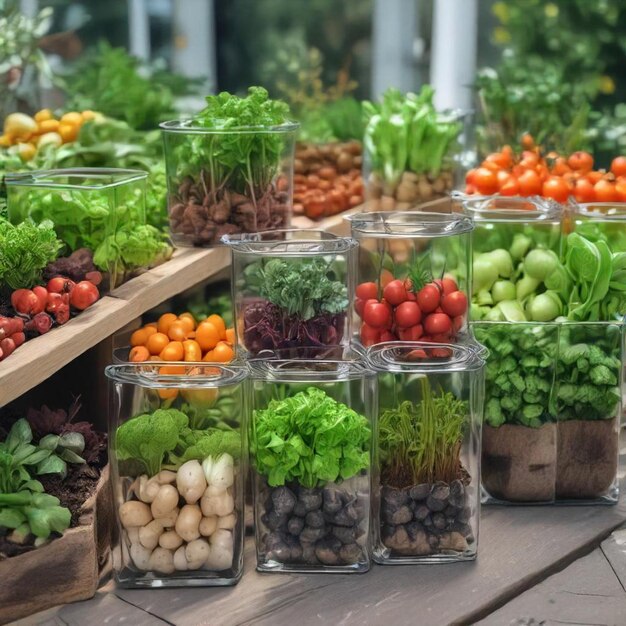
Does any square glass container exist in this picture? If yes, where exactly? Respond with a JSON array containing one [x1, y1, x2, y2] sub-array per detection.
[[348, 211, 473, 346], [105, 363, 248, 587], [5, 168, 147, 286], [248, 354, 374, 573], [474, 320, 623, 504], [570, 201, 626, 254], [160, 120, 298, 247], [222, 229, 357, 357], [367, 342, 485, 563]]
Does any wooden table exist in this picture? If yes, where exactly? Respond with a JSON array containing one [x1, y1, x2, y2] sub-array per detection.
[[13, 465, 626, 626]]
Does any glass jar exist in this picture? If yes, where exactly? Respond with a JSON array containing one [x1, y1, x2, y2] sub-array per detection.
[[248, 354, 374, 573], [348, 211, 473, 347], [222, 229, 357, 357], [160, 120, 298, 247], [5, 168, 147, 287], [571, 201, 626, 254], [474, 320, 623, 504], [367, 342, 484, 564], [294, 139, 364, 219], [105, 363, 248, 587]]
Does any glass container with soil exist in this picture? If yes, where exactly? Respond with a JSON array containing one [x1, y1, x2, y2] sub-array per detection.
[[223, 229, 357, 357], [367, 342, 485, 564], [475, 320, 623, 504], [5, 168, 149, 288], [106, 363, 248, 587], [248, 355, 374, 573], [161, 119, 298, 247], [571, 201, 626, 255], [348, 211, 473, 347]]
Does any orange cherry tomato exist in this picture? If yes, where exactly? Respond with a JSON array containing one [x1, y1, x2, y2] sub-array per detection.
[[610, 156, 626, 178], [520, 151, 539, 168], [615, 179, 626, 202], [183, 339, 202, 362], [485, 152, 512, 169], [167, 321, 188, 342], [542, 176, 571, 203], [202, 350, 215, 362], [147, 332, 170, 355], [225, 328, 236, 345], [157, 313, 178, 335], [146, 322, 157, 329], [212, 341, 235, 363], [160, 364, 186, 375], [129, 346, 150, 362], [517, 169, 542, 196], [465, 168, 477, 186], [567, 151, 594, 172], [551, 157, 571, 176], [144, 325, 157, 338], [574, 178, 596, 203], [130, 328, 149, 347], [178, 313, 197, 332], [499, 175, 520, 196], [594, 179, 619, 202], [473, 167, 499, 195], [158, 388, 179, 400], [521, 133, 535, 150], [205, 314, 227, 339], [196, 322, 220, 351], [160, 341, 184, 361]]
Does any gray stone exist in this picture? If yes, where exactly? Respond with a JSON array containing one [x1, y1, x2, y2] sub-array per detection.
[[331, 525, 356, 545], [439, 531, 468, 552], [287, 516, 304, 536], [384, 504, 413, 525], [381, 486, 410, 508], [301, 541, 318, 564], [298, 487, 322, 512], [300, 525, 327, 543], [339, 542, 362, 564], [413, 504, 430, 521], [334, 503, 360, 527], [322, 486, 343, 514], [433, 512, 447, 530], [271, 486, 297, 515], [453, 521, 474, 537], [292, 501, 307, 517], [426, 495, 447, 512], [444, 504, 458, 518], [423, 514, 433, 527], [449, 479, 466, 507], [458, 506, 472, 523], [409, 483, 431, 501], [265, 531, 291, 562], [315, 537, 342, 565], [305, 510, 325, 528], [385, 522, 432, 556], [265, 510, 288, 531]]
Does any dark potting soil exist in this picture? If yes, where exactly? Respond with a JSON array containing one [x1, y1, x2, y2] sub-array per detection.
[[380, 478, 474, 556], [260, 482, 368, 567], [243, 300, 346, 356], [169, 175, 289, 246]]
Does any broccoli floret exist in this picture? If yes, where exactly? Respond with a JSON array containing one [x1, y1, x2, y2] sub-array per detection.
[[560, 343, 589, 365], [509, 372, 526, 392], [501, 356, 517, 372], [485, 398, 505, 427], [589, 364, 617, 386], [521, 355, 539, 368], [576, 357, 590, 373], [501, 394, 522, 412]]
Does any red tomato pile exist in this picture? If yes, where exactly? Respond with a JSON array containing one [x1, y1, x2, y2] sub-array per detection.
[[465, 138, 626, 204], [355, 276, 468, 350]]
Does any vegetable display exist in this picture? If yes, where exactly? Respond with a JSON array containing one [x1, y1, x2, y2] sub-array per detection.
[[162, 87, 296, 246], [239, 257, 349, 356], [363, 86, 461, 210], [377, 377, 474, 558], [252, 387, 370, 569]]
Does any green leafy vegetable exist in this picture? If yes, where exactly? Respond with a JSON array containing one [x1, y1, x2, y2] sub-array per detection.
[[0, 218, 61, 290], [252, 387, 370, 488], [0, 490, 71, 539], [168, 429, 241, 467]]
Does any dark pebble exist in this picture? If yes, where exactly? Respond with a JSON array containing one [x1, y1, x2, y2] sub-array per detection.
[[298, 487, 322, 512], [458, 507, 472, 523], [453, 522, 473, 537], [334, 503, 359, 527], [300, 525, 327, 543], [322, 487, 343, 514], [430, 482, 450, 501], [413, 504, 430, 521], [405, 521, 423, 541], [287, 516, 304, 536], [409, 483, 431, 501], [271, 486, 297, 515], [265, 532, 291, 562], [339, 543, 362, 564], [444, 504, 458, 518], [292, 501, 307, 517], [315, 537, 342, 565], [265, 510, 289, 531], [432, 512, 447, 530], [426, 495, 447, 512], [332, 525, 356, 545], [386, 505, 413, 525], [381, 486, 409, 508], [301, 542, 318, 564], [423, 514, 433, 527], [428, 533, 439, 549], [305, 510, 325, 529], [449, 479, 466, 507]]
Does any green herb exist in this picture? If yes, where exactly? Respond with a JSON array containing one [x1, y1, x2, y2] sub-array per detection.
[[168, 429, 241, 467], [0, 218, 61, 290], [115, 408, 189, 477], [244, 257, 348, 320], [379, 378, 467, 488], [298, 97, 364, 143], [363, 86, 461, 193], [252, 387, 370, 488]]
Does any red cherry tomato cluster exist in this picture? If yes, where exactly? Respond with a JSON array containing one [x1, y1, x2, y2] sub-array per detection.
[[355, 276, 468, 349]]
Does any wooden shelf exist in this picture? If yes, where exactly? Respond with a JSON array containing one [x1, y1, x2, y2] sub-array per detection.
[[0, 247, 230, 408]]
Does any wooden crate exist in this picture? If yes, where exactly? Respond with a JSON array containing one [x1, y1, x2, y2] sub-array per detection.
[[0, 465, 113, 624]]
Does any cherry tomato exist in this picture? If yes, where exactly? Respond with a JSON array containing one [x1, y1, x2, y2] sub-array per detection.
[[453, 315, 465, 332], [355, 297, 366, 318], [521, 133, 535, 150], [195, 321, 220, 351], [206, 314, 227, 339], [416, 284, 440, 313], [574, 178, 596, 203], [431, 347, 453, 358], [47, 276, 75, 294], [473, 167, 498, 195], [435, 277, 458, 295], [567, 151, 593, 172], [610, 156, 626, 178], [398, 324, 423, 341], [465, 168, 477, 186], [594, 179, 619, 202], [380, 330, 397, 342], [615, 179, 626, 202], [129, 346, 150, 362], [394, 301, 422, 328], [380, 269, 394, 288], [486, 152, 512, 169], [424, 313, 452, 336], [383, 279, 408, 306], [406, 348, 428, 360], [183, 339, 202, 362], [360, 323, 381, 347], [356, 282, 378, 300], [551, 157, 570, 176], [69, 281, 99, 310], [157, 313, 178, 335], [167, 321, 188, 342], [542, 176, 570, 203], [517, 169, 542, 196], [160, 341, 184, 361], [147, 332, 170, 355], [363, 301, 392, 329], [499, 174, 520, 196], [441, 291, 468, 317]]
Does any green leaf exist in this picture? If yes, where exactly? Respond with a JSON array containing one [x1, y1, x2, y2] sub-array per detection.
[[36, 455, 67, 477]]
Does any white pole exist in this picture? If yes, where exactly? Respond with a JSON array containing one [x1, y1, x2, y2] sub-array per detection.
[[128, 0, 151, 61], [430, 0, 478, 111]]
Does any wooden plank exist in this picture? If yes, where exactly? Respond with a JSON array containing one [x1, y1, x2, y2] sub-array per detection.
[[113, 499, 626, 626], [0, 296, 130, 408], [476, 548, 626, 626]]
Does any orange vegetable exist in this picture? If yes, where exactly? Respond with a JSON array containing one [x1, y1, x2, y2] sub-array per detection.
[[34, 109, 53, 123], [157, 313, 177, 335], [58, 123, 79, 143], [567, 151, 593, 172], [225, 327, 236, 345], [183, 339, 202, 362], [129, 346, 150, 362], [38, 119, 59, 133], [205, 314, 226, 339], [178, 313, 196, 331], [147, 332, 170, 355], [60, 112, 83, 126], [130, 328, 150, 346], [212, 341, 234, 363], [167, 321, 188, 342], [202, 350, 215, 362], [160, 341, 184, 361], [196, 321, 220, 351], [594, 179, 619, 202]]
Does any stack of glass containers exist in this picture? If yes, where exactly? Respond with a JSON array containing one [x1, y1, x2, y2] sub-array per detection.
[[106, 363, 248, 587], [367, 342, 485, 563], [247, 351, 374, 573], [222, 230, 357, 357]]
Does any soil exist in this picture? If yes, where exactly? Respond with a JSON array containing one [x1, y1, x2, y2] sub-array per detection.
[[556, 418, 619, 499], [482, 423, 557, 503], [380, 478, 474, 557]]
